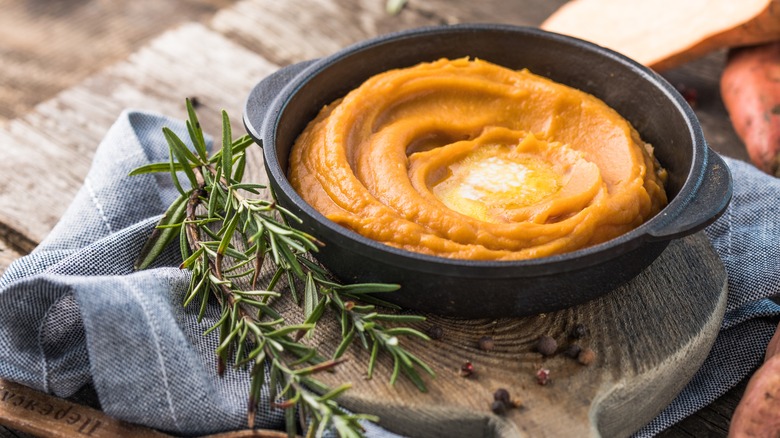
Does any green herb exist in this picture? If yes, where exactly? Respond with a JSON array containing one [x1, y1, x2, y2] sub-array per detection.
[[131, 99, 433, 437]]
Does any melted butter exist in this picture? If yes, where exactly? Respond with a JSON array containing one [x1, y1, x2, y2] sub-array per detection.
[[432, 145, 562, 223]]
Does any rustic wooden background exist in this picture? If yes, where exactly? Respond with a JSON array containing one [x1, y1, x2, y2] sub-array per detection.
[[0, 0, 761, 436]]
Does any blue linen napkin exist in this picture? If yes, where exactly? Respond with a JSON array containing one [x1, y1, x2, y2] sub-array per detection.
[[0, 111, 778, 436]]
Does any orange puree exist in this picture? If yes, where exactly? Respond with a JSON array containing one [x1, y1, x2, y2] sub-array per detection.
[[288, 58, 667, 260]]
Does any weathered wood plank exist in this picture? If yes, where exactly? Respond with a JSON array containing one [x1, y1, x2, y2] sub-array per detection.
[[411, 0, 567, 26], [0, 0, 237, 123], [210, 0, 444, 66], [288, 233, 727, 437], [0, 242, 22, 278], [0, 23, 278, 250], [210, 0, 568, 67]]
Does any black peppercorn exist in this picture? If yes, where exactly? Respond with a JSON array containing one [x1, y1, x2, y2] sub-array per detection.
[[563, 344, 582, 359], [491, 400, 507, 415], [478, 335, 495, 351], [571, 323, 589, 339], [426, 325, 443, 340], [536, 335, 557, 356], [493, 388, 511, 405]]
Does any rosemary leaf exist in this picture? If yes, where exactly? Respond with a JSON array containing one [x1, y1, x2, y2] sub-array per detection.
[[235, 290, 281, 297], [303, 298, 327, 327], [389, 356, 401, 385], [230, 182, 266, 191], [333, 328, 356, 360], [383, 327, 431, 340], [334, 283, 401, 294], [367, 340, 380, 379], [401, 365, 427, 393], [221, 110, 233, 184], [289, 347, 319, 367], [284, 403, 297, 438], [370, 314, 427, 323], [304, 272, 319, 320], [217, 214, 240, 256], [134, 193, 188, 270], [186, 98, 209, 161], [198, 280, 211, 321], [164, 128, 202, 188], [230, 135, 256, 156], [168, 143, 186, 196], [405, 351, 436, 377], [343, 293, 401, 309], [128, 162, 184, 176], [266, 323, 315, 338], [233, 153, 247, 184], [183, 275, 207, 308], [247, 361, 265, 428], [318, 383, 352, 402], [285, 270, 299, 305]]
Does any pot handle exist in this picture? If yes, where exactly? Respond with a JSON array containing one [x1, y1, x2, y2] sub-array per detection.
[[243, 59, 318, 146], [646, 149, 732, 241]]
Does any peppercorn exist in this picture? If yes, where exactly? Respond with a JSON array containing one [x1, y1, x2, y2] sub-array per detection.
[[578, 347, 596, 366], [493, 388, 511, 405], [563, 344, 582, 359], [536, 335, 557, 356], [536, 367, 550, 385], [571, 323, 589, 339], [491, 400, 507, 415], [460, 361, 474, 377], [425, 325, 443, 340], [478, 335, 495, 351]]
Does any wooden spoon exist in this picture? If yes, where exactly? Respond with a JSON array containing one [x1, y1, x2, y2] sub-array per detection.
[[541, 0, 780, 71]]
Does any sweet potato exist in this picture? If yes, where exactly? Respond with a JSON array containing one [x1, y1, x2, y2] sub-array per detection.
[[765, 321, 780, 362], [729, 321, 780, 437], [720, 41, 780, 177], [541, 0, 780, 72]]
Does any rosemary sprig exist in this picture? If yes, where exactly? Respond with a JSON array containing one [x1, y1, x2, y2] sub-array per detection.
[[131, 99, 433, 437]]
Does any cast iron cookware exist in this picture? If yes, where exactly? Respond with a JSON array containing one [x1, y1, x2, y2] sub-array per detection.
[[244, 24, 732, 318]]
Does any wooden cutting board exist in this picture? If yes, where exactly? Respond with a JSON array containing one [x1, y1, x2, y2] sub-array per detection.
[[309, 232, 728, 438], [0, 232, 727, 438]]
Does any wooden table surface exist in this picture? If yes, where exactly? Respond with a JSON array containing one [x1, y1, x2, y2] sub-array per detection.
[[0, 0, 761, 436]]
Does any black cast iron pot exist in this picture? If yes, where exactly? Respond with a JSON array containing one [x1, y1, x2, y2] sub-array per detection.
[[244, 24, 732, 318]]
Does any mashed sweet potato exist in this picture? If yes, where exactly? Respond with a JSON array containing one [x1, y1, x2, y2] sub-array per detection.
[[288, 58, 667, 260]]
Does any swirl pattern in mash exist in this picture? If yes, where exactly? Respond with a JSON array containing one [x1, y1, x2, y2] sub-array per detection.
[[289, 58, 668, 260]]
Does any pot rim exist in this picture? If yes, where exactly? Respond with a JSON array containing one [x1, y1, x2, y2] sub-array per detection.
[[252, 23, 724, 275]]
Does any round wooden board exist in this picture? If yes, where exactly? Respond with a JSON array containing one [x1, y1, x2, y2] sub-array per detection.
[[298, 232, 727, 438]]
